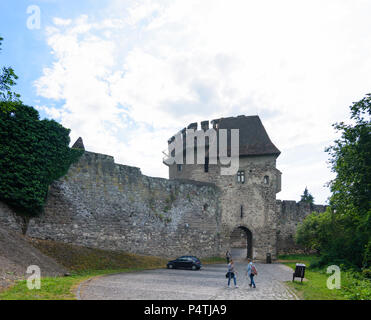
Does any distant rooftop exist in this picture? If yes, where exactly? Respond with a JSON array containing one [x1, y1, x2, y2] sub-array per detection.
[[167, 115, 280, 158], [216, 115, 280, 157]]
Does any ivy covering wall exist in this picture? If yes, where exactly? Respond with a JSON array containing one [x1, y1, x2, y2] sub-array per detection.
[[0, 102, 83, 216]]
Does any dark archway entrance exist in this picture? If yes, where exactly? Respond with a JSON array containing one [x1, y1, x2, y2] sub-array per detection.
[[230, 226, 252, 259]]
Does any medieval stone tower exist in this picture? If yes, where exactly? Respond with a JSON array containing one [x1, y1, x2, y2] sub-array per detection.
[[164, 115, 282, 260]]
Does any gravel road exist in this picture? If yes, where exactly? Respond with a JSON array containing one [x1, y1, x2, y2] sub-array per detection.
[[78, 262, 298, 300]]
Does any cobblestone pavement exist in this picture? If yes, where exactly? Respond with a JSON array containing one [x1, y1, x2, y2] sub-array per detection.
[[78, 262, 299, 300]]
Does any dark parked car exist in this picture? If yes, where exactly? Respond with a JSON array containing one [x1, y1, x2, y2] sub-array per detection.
[[167, 256, 202, 270]]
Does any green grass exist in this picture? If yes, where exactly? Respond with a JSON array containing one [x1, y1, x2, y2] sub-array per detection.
[[202, 256, 226, 264], [278, 254, 371, 300], [0, 268, 157, 300]]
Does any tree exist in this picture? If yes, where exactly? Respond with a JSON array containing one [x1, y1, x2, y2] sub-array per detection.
[[0, 103, 83, 217], [326, 94, 371, 214], [296, 208, 334, 254], [300, 187, 314, 204], [296, 208, 353, 263], [326, 93, 371, 267], [0, 36, 21, 112], [297, 94, 371, 268]]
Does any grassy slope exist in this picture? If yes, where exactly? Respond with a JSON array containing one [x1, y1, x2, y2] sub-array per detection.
[[0, 239, 224, 300], [28, 239, 169, 272], [278, 254, 370, 300]]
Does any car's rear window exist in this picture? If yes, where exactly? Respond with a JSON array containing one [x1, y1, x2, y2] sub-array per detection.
[[177, 256, 200, 262]]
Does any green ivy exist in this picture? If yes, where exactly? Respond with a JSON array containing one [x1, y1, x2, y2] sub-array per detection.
[[0, 102, 83, 216]]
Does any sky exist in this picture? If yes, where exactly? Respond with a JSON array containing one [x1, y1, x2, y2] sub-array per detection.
[[1, 0, 371, 204]]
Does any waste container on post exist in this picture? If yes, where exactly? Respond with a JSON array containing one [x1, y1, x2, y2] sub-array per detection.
[[266, 253, 272, 264], [293, 263, 306, 282]]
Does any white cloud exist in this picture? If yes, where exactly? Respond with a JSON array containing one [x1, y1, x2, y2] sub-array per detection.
[[53, 17, 72, 26], [35, 0, 371, 203], [35, 105, 62, 119]]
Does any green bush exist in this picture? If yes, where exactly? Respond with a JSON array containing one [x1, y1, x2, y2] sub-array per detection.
[[362, 268, 371, 279], [341, 271, 371, 300], [296, 207, 369, 268], [363, 240, 371, 268], [0, 102, 83, 216]]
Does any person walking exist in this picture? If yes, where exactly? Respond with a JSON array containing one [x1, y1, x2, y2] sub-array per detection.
[[227, 259, 238, 288], [226, 250, 231, 264], [246, 258, 257, 288]]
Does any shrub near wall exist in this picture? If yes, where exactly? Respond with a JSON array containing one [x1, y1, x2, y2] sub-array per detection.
[[0, 102, 83, 217]]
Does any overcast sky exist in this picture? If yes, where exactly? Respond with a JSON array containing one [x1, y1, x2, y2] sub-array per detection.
[[1, 0, 371, 204]]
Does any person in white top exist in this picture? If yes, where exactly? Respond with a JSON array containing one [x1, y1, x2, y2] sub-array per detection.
[[227, 259, 238, 288]]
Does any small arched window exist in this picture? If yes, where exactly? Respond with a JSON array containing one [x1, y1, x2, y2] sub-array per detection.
[[264, 175, 269, 184], [237, 171, 245, 183]]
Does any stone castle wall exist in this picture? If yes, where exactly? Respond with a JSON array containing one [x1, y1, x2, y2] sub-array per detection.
[[0, 151, 327, 259], [0, 201, 24, 234], [0, 152, 222, 258], [168, 156, 282, 260]]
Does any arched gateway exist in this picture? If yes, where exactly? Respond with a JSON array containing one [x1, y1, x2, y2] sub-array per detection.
[[230, 226, 252, 260]]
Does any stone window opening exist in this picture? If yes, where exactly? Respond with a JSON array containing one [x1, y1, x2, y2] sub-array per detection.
[[264, 175, 269, 184], [204, 157, 209, 173], [240, 205, 243, 218], [177, 164, 182, 172], [237, 170, 245, 183]]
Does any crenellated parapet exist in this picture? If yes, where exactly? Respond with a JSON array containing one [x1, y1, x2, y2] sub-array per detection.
[[165, 115, 281, 157], [167, 120, 212, 146]]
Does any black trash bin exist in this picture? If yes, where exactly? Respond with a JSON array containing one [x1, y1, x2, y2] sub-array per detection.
[[293, 263, 306, 282], [266, 253, 272, 264]]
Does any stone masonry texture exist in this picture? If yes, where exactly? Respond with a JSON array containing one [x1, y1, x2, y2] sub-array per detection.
[[25, 151, 222, 258], [0, 150, 326, 260]]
